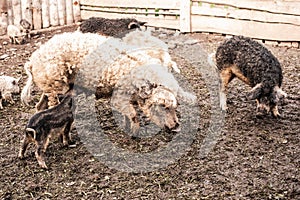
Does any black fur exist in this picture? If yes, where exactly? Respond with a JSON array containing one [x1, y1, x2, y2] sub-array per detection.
[[79, 17, 146, 37]]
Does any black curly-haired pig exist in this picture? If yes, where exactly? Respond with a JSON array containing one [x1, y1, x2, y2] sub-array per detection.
[[209, 35, 287, 117]]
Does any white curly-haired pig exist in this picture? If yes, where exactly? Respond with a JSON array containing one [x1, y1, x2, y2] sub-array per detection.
[[21, 30, 180, 110], [0, 76, 21, 109]]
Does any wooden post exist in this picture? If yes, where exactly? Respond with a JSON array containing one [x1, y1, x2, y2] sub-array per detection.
[[49, 0, 59, 26], [0, 0, 7, 11], [72, 0, 81, 22], [0, 0, 8, 35], [180, 0, 191, 32], [41, 0, 50, 28], [12, 0, 22, 25], [66, 0, 74, 25], [7, 0, 13, 25], [57, 0, 66, 25], [21, 0, 33, 27], [32, 0, 42, 29]]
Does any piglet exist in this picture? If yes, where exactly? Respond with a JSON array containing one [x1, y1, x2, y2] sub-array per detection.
[[18, 93, 74, 169], [0, 75, 20, 109], [7, 25, 26, 44], [19, 19, 31, 39]]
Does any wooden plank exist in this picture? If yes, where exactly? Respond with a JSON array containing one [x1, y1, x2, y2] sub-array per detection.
[[80, 10, 180, 29], [191, 4, 300, 26], [57, 0, 66, 25], [80, 6, 180, 16], [66, 0, 74, 24], [41, 0, 50, 28], [21, 0, 32, 26], [180, 0, 191, 32], [0, 13, 8, 35], [72, 0, 81, 22], [12, 0, 21, 25], [49, 0, 59, 26], [0, 0, 7, 13], [192, 0, 300, 16], [80, 0, 180, 10], [191, 15, 300, 41], [7, 0, 13, 25], [0, 0, 8, 35], [32, 0, 42, 29]]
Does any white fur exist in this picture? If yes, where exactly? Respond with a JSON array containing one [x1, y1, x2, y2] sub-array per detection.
[[21, 30, 179, 109], [0, 75, 20, 109], [7, 25, 26, 44]]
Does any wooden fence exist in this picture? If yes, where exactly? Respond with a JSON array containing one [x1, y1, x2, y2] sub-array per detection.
[[1, 0, 300, 44], [80, 0, 300, 43], [0, 0, 81, 35]]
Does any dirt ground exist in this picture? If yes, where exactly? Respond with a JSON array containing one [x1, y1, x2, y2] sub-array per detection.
[[0, 25, 299, 199]]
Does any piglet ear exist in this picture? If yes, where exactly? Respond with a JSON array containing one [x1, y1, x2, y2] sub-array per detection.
[[17, 76, 22, 83], [248, 83, 263, 100], [128, 22, 140, 29], [14, 77, 22, 84], [26, 128, 36, 139]]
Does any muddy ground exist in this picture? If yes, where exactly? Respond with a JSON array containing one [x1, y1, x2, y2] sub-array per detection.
[[0, 25, 299, 199]]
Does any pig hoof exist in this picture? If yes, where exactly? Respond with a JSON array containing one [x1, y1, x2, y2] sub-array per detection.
[[40, 163, 48, 169], [38, 161, 48, 169], [18, 154, 24, 159]]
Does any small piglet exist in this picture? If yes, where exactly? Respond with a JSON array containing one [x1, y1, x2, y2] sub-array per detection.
[[7, 25, 26, 44], [0, 75, 21, 109], [18, 93, 74, 169], [19, 19, 31, 39]]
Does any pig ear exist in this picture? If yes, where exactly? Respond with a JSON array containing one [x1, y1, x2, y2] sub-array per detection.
[[128, 22, 140, 29], [26, 128, 36, 139], [248, 83, 263, 100], [16, 76, 22, 83]]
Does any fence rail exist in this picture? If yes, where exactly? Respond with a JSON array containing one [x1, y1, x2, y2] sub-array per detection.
[[0, 0, 81, 35], [190, 0, 300, 41], [1, 0, 300, 43], [80, 0, 300, 42]]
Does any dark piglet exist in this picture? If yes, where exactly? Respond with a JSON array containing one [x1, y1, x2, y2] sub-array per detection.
[[18, 93, 74, 169]]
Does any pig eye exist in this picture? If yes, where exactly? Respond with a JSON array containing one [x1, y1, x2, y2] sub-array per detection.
[[12, 80, 16, 85]]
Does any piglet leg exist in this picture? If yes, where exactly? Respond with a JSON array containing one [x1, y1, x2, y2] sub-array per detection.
[[35, 142, 48, 169], [18, 135, 31, 159], [62, 121, 73, 146]]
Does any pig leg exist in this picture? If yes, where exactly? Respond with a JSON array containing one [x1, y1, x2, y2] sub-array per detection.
[[18, 135, 31, 159], [35, 93, 49, 111], [35, 140, 48, 169], [0, 98, 3, 109], [62, 121, 73, 146], [2, 92, 15, 104], [219, 68, 234, 111], [271, 104, 280, 117]]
